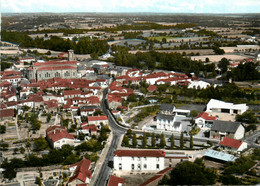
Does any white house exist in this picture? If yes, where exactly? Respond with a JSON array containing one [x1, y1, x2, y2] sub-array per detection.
[[219, 137, 247, 153], [113, 150, 165, 171], [206, 99, 248, 115], [68, 158, 92, 185], [156, 114, 182, 132], [188, 80, 210, 89], [88, 115, 109, 128], [46, 126, 75, 149], [195, 112, 217, 128]]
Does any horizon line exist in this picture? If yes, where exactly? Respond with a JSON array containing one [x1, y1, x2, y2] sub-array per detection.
[[2, 12, 260, 14]]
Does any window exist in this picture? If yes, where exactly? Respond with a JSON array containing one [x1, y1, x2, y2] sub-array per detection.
[[138, 164, 141, 170], [144, 157, 147, 161], [156, 164, 160, 169], [131, 164, 135, 170], [144, 164, 147, 169], [132, 157, 134, 161], [119, 163, 122, 170], [45, 72, 50, 78], [55, 72, 60, 77], [65, 71, 70, 77]]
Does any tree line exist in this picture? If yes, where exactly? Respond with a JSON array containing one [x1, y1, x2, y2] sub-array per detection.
[[1, 30, 109, 55], [111, 50, 216, 76]]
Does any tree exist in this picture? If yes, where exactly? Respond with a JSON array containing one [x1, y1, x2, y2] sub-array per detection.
[[13, 148, 19, 154], [34, 137, 48, 151], [142, 132, 147, 148], [246, 124, 257, 132], [151, 133, 156, 148], [170, 134, 175, 149], [159, 133, 166, 148], [205, 57, 210, 63], [218, 58, 229, 74], [122, 135, 129, 146], [190, 110, 200, 118], [162, 37, 167, 44], [180, 132, 184, 149], [169, 160, 217, 185], [20, 147, 25, 154], [127, 93, 138, 102], [0, 125, 6, 134], [213, 47, 225, 55], [236, 111, 258, 124], [132, 133, 137, 147], [190, 135, 193, 149]]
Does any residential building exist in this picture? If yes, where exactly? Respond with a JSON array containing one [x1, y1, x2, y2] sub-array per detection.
[[195, 112, 217, 128], [206, 99, 248, 115], [188, 80, 210, 89], [160, 103, 175, 115], [46, 126, 75, 149], [107, 175, 125, 186], [210, 120, 245, 140], [219, 137, 247, 153], [113, 150, 165, 171], [156, 114, 181, 132], [68, 158, 92, 185], [0, 109, 14, 120], [78, 124, 97, 136], [88, 115, 109, 128]]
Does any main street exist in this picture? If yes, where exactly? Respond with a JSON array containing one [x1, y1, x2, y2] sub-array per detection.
[[93, 88, 125, 186]]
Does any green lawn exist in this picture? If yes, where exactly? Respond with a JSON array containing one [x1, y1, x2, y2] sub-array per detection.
[[148, 36, 177, 41]]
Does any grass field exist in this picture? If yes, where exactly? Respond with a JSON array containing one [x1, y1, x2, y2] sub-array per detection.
[[148, 36, 176, 41]]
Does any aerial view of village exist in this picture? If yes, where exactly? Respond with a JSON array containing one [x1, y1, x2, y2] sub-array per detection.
[[0, 1, 260, 186]]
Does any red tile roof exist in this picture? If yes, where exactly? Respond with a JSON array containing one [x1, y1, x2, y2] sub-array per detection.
[[139, 175, 162, 186], [147, 85, 157, 92], [58, 52, 68, 58], [108, 175, 125, 186], [1, 75, 22, 80], [196, 112, 217, 121], [0, 81, 12, 87], [33, 60, 77, 67], [46, 126, 75, 143], [0, 109, 14, 118], [37, 66, 76, 71], [46, 125, 65, 133], [114, 150, 165, 157], [68, 158, 92, 183], [0, 103, 7, 109], [88, 115, 108, 121], [82, 124, 97, 132], [64, 90, 82, 96], [219, 137, 244, 149], [139, 167, 173, 186]]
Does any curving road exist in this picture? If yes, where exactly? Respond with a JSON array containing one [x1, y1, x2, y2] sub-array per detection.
[[93, 88, 125, 186], [93, 88, 224, 185]]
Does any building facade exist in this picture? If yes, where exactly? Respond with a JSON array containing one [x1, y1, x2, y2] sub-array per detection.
[[114, 150, 165, 171], [28, 60, 78, 81]]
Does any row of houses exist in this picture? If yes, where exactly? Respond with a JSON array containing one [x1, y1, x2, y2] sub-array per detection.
[[46, 115, 109, 148]]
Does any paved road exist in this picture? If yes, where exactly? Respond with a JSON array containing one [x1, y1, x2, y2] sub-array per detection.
[[243, 130, 260, 148], [93, 88, 125, 186], [92, 88, 223, 185]]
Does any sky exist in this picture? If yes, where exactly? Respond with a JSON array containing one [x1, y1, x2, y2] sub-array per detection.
[[1, 0, 260, 13]]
